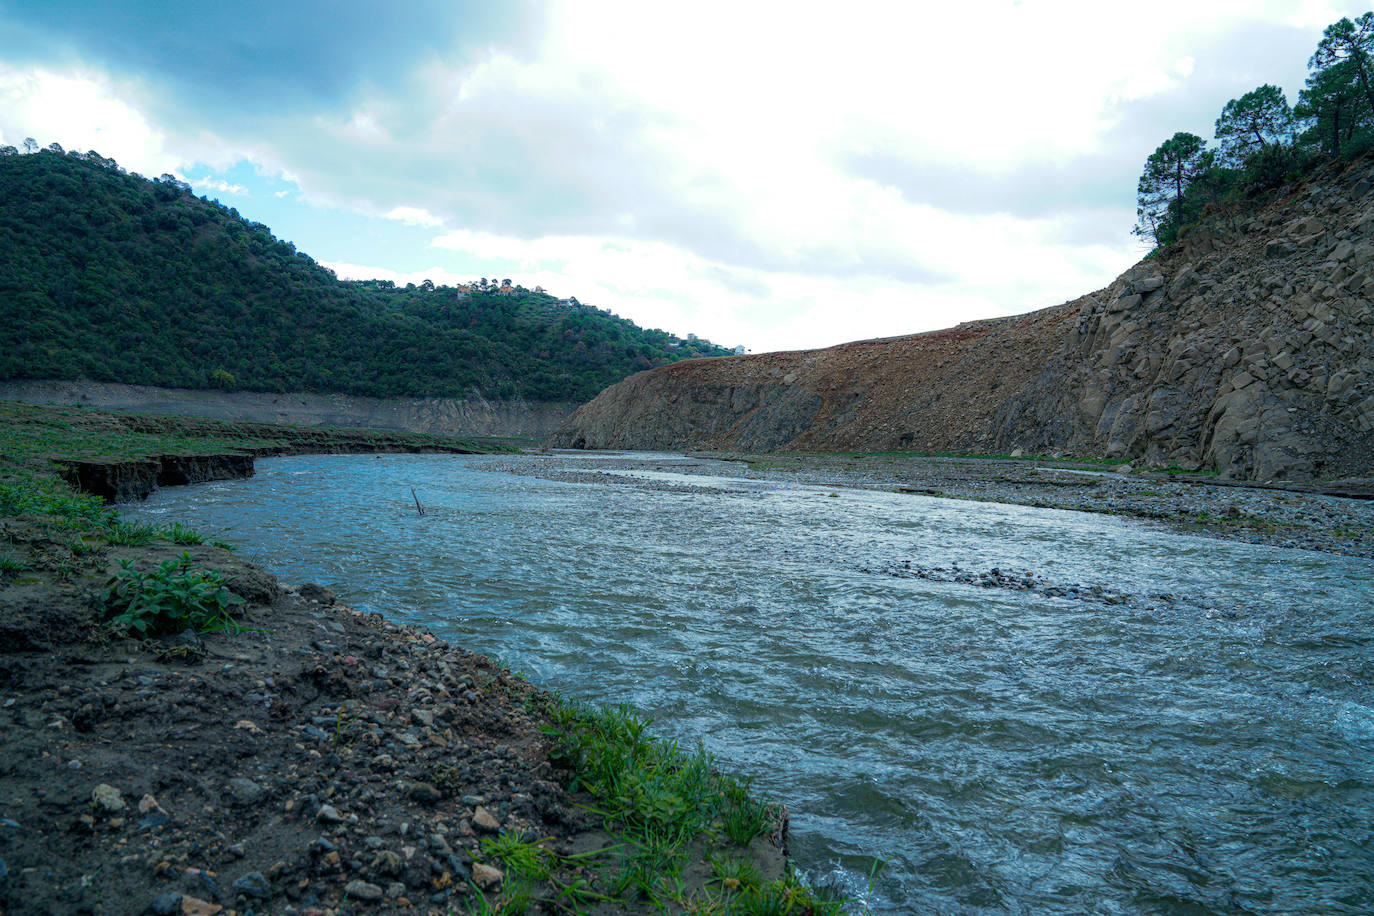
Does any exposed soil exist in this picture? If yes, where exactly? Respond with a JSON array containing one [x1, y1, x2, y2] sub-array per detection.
[[0, 528, 785, 916]]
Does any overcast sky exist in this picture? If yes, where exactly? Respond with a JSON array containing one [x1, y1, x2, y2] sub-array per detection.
[[0, 1, 1364, 352]]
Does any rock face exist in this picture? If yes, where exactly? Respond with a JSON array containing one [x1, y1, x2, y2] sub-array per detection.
[[551, 156, 1374, 481], [0, 380, 578, 440]]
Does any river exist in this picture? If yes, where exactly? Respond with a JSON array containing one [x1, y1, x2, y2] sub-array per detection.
[[126, 453, 1374, 915]]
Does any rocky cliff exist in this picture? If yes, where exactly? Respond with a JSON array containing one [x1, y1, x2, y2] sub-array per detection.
[[550, 156, 1374, 481]]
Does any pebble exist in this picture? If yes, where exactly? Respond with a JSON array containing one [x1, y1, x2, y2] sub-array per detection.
[[472, 806, 500, 833], [232, 871, 271, 899], [179, 896, 223, 915], [471, 862, 504, 891], [226, 777, 267, 806], [316, 804, 344, 823], [150, 891, 182, 915], [91, 783, 125, 813], [344, 879, 384, 900], [409, 781, 443, 805]]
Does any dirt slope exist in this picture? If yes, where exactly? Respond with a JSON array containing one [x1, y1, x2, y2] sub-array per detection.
[[550, 156, 1374, 481]]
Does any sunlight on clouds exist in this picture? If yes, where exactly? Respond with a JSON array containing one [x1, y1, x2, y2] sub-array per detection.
[[0, 65, 182, 175], [0, 1, 1344, 352], [385, 206, 444, 227], [191, 177, 249, 196]]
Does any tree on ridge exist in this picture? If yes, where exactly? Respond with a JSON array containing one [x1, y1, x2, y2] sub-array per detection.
[[1134, 132, 1211, 248]]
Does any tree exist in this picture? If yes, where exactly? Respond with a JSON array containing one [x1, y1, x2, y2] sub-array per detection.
[[21, 138, 38, 154], [1134, 132, 1211, 248], [1296, 59, 1368, 158], [1214, 84, 1295, 164], [1310, 13, 1374, 120]]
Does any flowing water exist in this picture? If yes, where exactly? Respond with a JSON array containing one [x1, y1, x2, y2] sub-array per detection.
[[126, 453, 1374, 915]]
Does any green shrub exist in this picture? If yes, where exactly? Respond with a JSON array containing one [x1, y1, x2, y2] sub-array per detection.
[[97, 551, 244, 636]]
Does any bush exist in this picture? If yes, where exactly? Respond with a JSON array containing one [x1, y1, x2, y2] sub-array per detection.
[[97, 550, 244, 636]]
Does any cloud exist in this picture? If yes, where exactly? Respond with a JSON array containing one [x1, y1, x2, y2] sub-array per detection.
[[385, 206, 444, 227], [0, 1, 1353, 352], [0, 63, 181, 175], [190, 177, 249, 196], [0, 1, 543, 117]]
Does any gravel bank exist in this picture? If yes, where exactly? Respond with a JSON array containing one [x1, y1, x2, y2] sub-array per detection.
[[0, 534, 789, 915], [477, 451, 1374, 558]]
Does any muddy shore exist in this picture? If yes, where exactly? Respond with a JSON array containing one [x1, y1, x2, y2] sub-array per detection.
[[476, 451, 1374, 559]]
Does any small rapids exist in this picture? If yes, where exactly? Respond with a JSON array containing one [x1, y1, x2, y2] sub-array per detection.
[[128, 454, 1374, 915]]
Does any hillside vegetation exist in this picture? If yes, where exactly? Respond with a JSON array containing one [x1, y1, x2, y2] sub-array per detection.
[[0, 149, 729, 403]]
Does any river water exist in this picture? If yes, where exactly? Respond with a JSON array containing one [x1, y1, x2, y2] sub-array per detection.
[[126, 453, 1374, 915]]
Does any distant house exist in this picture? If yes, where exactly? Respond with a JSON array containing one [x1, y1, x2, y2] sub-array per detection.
[[733, 345, 748, 355], [687, 333, 698, 341], [534, 286, 545, 294]]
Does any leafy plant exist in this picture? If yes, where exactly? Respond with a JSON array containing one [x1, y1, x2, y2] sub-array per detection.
[[97, 551, 245, 636], [103, 520, 160, 546], [161, 521, 206, 545]]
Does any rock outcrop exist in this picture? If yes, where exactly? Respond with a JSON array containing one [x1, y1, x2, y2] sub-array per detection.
[[551, 156, 1374, 481]]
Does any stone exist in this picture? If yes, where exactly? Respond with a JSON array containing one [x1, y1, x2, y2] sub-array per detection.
[[1330, 240, 1356, 262], [226, 777, 267, 806], [298, 583, 336, 605], [232, 871, 272, 899], [316, 804, 344, 823], [179, 896, 223, 916], [1132, 275, 1164, 293], [150, 892, 183, 916], [92, 783, 125, 813], [344, 879, 384, 901], [409, 781, 443, 805], [1106, 293, 1141, 314], [471, 862, 504, 891], [472, 806, 501, 833], [371, 849, 405, 876]]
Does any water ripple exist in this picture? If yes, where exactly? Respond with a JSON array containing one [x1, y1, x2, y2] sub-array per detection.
[[129, 454, 1374, 915]]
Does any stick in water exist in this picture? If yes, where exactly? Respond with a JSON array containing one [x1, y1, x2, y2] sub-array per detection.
[[411, 487, 425, 517]]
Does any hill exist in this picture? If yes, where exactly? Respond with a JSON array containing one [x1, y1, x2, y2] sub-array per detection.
[[550, 154, 1374, 481], [0, 148, 730, 404]]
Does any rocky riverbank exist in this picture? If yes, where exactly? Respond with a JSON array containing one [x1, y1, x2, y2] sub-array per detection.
[[0, 404, 816, 915], [0, 534, 794, 915], [477, 451, 1374, 558]]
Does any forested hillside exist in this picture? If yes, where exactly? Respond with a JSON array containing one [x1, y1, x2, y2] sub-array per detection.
[[0, 149, 729, 403]]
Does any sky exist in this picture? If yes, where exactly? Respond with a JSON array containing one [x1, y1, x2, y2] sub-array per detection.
[[0, 1, 1365, 353]]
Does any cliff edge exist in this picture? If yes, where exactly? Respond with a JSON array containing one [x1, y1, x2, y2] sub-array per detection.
[[550, 156, 1374, 481]]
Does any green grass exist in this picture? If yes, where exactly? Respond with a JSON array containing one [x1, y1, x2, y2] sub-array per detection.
[[529, 698, 840, 914]]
